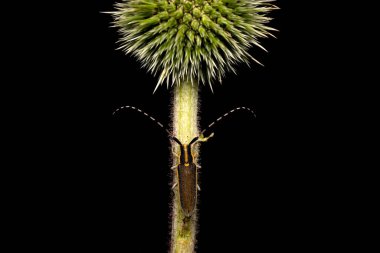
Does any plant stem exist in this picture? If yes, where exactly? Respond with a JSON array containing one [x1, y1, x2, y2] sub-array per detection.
[[170, 82, 199, 253]]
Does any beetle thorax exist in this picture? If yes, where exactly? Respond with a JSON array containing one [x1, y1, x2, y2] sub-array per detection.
[[180, 144, 193, 166]]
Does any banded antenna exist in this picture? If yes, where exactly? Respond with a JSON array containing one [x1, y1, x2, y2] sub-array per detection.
[[200, 107, 256, 135], [113, 105, 256, 139], [113, 105, 171, 135]]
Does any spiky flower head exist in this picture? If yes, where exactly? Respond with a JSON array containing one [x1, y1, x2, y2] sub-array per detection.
[[112, 0, 276, 91]]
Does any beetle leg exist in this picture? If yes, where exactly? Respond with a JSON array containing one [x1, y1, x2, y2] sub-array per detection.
[[171, 182, 178, 191], [198, 132, 214, 143], [171, 144, 180, 157], [171, 146, 180, 170], [197, 184, 201, 191], [194, 162, 201, 168]]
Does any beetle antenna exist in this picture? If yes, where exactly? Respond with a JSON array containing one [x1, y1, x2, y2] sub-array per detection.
[[113, 105, 172, 135], [200, 107, 256, 135]]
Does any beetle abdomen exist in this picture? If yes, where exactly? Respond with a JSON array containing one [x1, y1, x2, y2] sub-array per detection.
[[177, 163, 197, 217]]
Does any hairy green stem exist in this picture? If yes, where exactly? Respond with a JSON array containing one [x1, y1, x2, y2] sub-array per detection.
[[170, 82, 199, 253]]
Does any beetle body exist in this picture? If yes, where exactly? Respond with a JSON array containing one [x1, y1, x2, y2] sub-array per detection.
[[172, 138, 199, 217], [177, 162, 197, 217]]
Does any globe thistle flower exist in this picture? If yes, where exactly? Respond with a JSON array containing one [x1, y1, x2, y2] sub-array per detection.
[[111, 0, 276, 92]]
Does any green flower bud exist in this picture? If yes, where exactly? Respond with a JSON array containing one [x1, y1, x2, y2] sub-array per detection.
[[158, 0, 168, 11], [198, 25, 207, 38], [201, 14, 212, 28], [167, 2, 176, 12], [191, 19, 200, 30], [174, 7, 183, 19], [158, 11, 169, 20], [186, 30, 195, 44], [178, 23, 188, 35], [111, 0, 276, 90], [192, 7, 201, 19], [183, 13, 192, 24], [203, 4, 213, 14], [167, 17, 177, 28], [184, 2, 192, 12], [195, 35, 202, 47]]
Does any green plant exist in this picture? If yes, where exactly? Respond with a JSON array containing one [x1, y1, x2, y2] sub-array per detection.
[[110, 0, 276, 252]]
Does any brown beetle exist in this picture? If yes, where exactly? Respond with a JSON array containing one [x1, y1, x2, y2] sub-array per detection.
[[113, 105, 256, 217], [171, 134, 213, 217]]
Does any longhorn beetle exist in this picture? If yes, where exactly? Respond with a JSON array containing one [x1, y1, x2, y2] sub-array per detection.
[[113, 106, 256, 217]]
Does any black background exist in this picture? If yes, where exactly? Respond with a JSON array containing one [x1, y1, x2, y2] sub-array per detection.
[[9, 0, 350, 252]]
